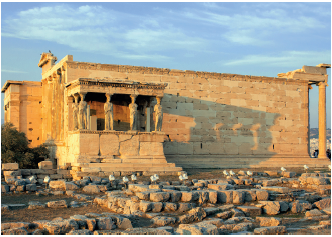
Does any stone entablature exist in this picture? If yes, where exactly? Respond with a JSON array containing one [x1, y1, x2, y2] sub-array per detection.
[[66, 78, 167, 97]]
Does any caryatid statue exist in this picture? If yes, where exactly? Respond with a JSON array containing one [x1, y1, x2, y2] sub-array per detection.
[[72, 95, 79, 130], [154, 96, 163, 132], [104, 93, 113, 130], [129, 95, 138, 131], [78, 93, 88, 129]]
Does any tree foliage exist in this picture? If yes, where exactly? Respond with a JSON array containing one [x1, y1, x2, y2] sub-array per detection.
[[1, 122, 49, 169]]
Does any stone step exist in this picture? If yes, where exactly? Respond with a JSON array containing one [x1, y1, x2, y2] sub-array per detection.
[[81, 166, 182, 173], [88, 162, 176, 168]]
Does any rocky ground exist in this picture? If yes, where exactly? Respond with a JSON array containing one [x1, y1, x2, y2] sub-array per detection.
[[1, 168, 331, 235]]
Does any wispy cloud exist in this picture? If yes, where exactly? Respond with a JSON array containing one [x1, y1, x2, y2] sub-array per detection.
[[2, 69, 28, 74], [223, 51, 331, 68], [2, 4, 206, 61]]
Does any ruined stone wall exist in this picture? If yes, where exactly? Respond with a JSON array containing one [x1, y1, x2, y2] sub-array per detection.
[[64, 62, 310, 168], [3, 82, 43, 148]]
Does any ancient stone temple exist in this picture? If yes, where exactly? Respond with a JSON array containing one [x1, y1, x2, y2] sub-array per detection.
[[2, 52, 330, 176]]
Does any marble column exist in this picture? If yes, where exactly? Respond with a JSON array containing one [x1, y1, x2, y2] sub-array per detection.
[[129, 95, 138, 131], [317, 82, 328, 158]]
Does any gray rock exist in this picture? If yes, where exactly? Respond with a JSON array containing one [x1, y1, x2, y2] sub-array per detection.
[[26, 184, 37, 192], [66, 229, 92, 235]]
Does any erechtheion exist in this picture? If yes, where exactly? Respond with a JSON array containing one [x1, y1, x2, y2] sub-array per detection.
[[2, 53, 330, 177]]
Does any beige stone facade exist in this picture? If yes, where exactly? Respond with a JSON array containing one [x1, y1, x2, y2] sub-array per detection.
[[2, 53, 330, 174]]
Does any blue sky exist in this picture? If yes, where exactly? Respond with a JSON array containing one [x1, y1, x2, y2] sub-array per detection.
[[1, 2, 331, 128]]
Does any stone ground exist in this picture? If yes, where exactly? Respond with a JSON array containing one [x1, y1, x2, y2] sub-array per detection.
[[1, 167, 331, 235]]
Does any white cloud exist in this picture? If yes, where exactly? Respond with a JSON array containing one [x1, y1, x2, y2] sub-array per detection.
[[223, 51, 331, 68]]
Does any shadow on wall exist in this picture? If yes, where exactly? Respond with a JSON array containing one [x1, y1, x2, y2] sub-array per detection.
[[160, 94, 281, 168]]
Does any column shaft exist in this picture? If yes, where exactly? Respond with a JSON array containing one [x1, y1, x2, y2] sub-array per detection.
[[318, 82, 327, 158]]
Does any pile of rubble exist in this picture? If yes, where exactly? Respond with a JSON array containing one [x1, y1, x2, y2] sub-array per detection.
[[1, 163, 331, 235]]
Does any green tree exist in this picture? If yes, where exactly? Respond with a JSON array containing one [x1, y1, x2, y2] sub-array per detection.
[[1, 122, 49, 169]]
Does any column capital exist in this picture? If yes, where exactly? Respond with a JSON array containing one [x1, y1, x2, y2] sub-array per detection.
[[130, 94, 137, 103], [317, 81, 328, 87]]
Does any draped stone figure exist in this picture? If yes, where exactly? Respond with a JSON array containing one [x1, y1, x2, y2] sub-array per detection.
[[154, 97, 163, 132], [72, 102, 79, 130], [78, 93, 88, 129], [129, 95, 138, 131], [104, 93, 113, 130]]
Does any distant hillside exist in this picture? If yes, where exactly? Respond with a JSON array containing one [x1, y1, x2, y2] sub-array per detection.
[[310, 128, 331, 140]]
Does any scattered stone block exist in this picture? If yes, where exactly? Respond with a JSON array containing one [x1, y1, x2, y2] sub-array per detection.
[[256, 217, 281, 226], [255, 190, 269, 201], [2, 227, 28, 235], [177, 203, 192, 212], [305, 209, 324, 217], [216, 210, 232, 219], [217, 190, 233, 204], [233, 190, 245, 204], [282, 172, 296, 178], [237, 206, 261, 216], [208, 183, 232, 190], [152, 216, 177, 226], [66, 229, 92, 235], [261, 186, 289, 193], [83, 185, 100, 194], [150, 192, 170, 202], [259, 201, 280, 215], [47, 200, 68, 208], [164, 202, 177, 212], [2, 163, 19, 170], [254, 226, 286, 235], [28, 201, 46, 209], [170, 191, 182, 202], [26, 184, 37, 192], [289, 200, 312, 213], [1, 184, 9, 193], [151, 202, 163, 212], [314, 198, 331, 210], [139, 201, 152, 213], [38, 161, 53, 170], [96, 217, 116, 230], [44, 219, 79, 234]]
